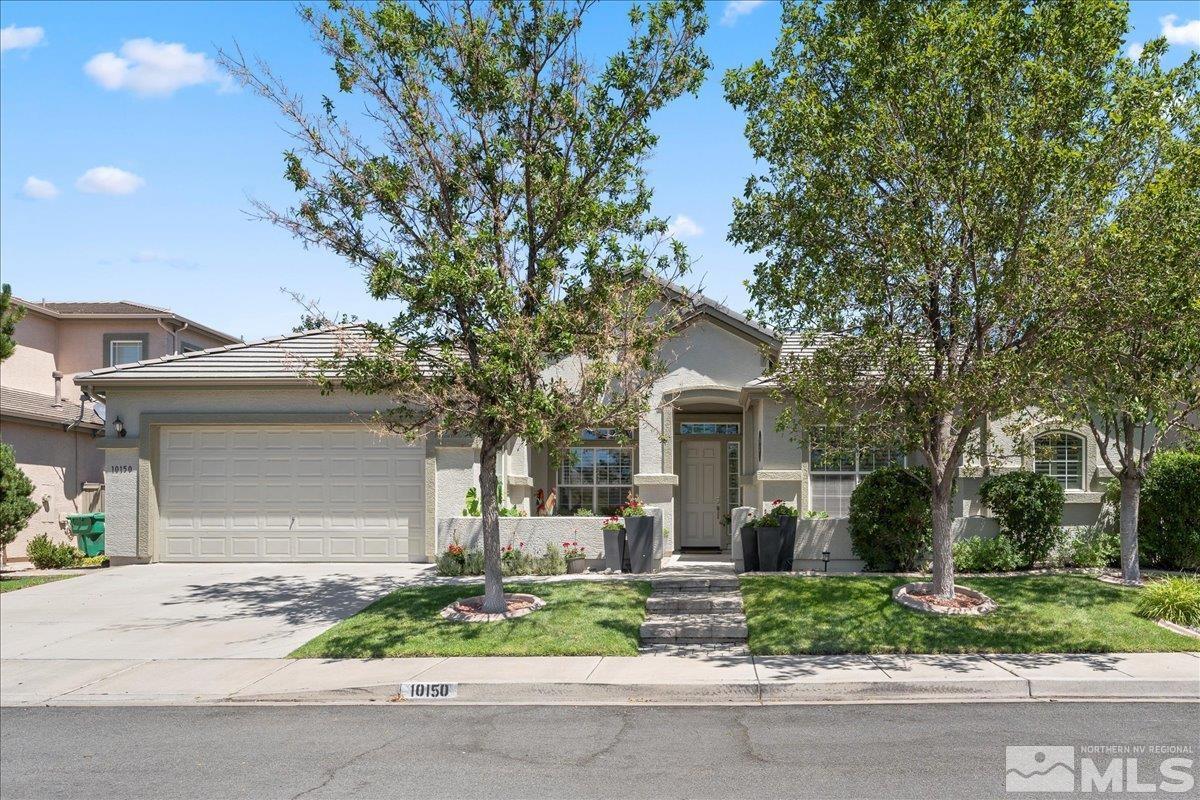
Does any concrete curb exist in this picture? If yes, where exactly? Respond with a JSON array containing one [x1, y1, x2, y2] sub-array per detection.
[[157, 676, 1199, 706], [4, 652, 1196, 708]]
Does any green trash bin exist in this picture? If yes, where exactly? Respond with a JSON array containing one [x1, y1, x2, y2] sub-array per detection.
[[68, 513, 106, 557]]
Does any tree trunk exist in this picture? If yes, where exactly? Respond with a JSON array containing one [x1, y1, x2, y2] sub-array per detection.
[[1118, 474, 1142, 584], [478, 435, 507, 613], [929, 478, 956, 598]]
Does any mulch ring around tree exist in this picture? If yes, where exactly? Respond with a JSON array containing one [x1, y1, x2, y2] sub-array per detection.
[[439, 593, 547, 623], [892, 582, 998, 616]]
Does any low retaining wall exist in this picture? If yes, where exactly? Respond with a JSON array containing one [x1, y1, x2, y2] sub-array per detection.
[[732, 510, 1002, 573], [437, 510, 665, 567]]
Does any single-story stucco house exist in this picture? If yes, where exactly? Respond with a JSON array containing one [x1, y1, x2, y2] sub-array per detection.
[[73, 288, 1112, 570]]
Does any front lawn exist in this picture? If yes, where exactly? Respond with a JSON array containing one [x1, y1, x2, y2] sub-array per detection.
[[741, 575, 1200, 655], [291, 580, 652, 658], [0, 574, 77, 593]]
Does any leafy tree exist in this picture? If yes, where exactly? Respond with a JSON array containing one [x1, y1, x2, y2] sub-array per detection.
[[1043, 38, 1199, 583], [726, 0, 1137, 597], [0, 444, 38, 567], [0, 283, 24, 363], [223, 0, 708, 612]]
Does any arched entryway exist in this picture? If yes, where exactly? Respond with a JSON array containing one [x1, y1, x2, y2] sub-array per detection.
[[665, 386, 745, 555]]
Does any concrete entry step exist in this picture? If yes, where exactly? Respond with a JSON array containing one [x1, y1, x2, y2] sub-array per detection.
[[646, 592, 744, 614], [650, 577, 741, 593], [639, 613, 749, 643]]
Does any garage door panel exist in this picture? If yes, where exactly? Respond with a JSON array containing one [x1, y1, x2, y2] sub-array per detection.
[[159, 425, 425, 562]]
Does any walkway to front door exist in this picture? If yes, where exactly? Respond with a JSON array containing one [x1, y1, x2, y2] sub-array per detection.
[[681, 439, 723, 550]]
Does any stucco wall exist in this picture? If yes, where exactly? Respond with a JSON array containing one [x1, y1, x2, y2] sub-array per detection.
[[0, 419, 104, 561], [438, 507, 664, 566], [6, 313, 60, 394], [732, 515, 1002, 573], [56, 320, 229, 375], [100, 445, 139, 559], [436, 446, 480, 521]]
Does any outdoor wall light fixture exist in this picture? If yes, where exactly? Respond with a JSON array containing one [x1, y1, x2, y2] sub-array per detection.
[[114, 417, 126, 437], [822, 549, 831, 572]]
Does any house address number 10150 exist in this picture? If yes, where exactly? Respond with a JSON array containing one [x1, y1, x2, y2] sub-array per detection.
[[107, 465, 136, 474]]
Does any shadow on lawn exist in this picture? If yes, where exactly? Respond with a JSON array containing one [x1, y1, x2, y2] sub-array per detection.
[[293, 581, 650, 658]]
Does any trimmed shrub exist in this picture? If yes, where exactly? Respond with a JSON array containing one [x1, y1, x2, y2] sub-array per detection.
[[953, 536, 1024, 572], [534, 542, 567, 576], [1138, 451, 1200, 570], [1134, 575, 1200, 628], [26, 534, 79, 569], [1060, 526, 1120, 569], [979, 470, 1064, 566], [848, 466, 934, 571]]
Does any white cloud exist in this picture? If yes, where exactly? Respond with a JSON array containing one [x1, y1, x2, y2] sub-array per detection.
[[84, 38, 232, 97], [1, 25, 44, 53], [721, 0, 765, 27], [131, 249, 198, 270], [76, 166, 145, 195], [22, 176, 59, 200], [1127, 41, 1144, 60], [667, 214, 703, 239], [1161, 15, 1200, 49]]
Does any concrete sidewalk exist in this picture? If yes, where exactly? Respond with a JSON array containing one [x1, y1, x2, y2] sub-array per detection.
[[3, 651, 1196, 707]]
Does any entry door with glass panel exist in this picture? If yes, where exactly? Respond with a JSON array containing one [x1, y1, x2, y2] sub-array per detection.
[[682, 439, 722, 548]]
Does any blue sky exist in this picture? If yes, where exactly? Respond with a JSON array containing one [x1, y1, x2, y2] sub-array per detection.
[[2, 1, 1198, 342]]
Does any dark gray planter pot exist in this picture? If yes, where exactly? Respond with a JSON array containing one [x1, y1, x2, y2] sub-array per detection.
[[566, 558, 587, 574], [603, 529, 626, 572], [755, 526, 782, 572], [740, 524, 760, 573], [624, 516, 657, 573], [778, 516, 797, 572]]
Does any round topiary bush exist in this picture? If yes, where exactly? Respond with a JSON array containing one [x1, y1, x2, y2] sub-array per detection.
[[848, 466, 934, 571], [978, 470, 1065, 566], [1139, 450, 1200, 570]]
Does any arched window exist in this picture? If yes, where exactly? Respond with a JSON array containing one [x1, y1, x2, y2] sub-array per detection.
[[1034, 432, 1085, 491]]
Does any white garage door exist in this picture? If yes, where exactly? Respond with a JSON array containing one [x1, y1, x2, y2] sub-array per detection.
[[158, 426, 425, 562]]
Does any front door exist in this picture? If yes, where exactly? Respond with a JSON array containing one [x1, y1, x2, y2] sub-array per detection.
[[681, 440, 722, 548]]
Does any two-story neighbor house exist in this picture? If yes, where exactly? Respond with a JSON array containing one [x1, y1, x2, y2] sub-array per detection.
[[74, 287, 1112, 569], [1, 299, 239, 563]]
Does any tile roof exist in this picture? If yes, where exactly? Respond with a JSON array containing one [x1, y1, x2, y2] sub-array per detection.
[[0, 386, 104, 429], [75, 325, 384, 387], [655, 278, 780, 346], [14, 297, 240, 344], [37, 301, 171, 315]]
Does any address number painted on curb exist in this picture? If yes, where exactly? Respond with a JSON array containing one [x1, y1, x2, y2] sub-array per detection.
[[400, 683, 458, 700]]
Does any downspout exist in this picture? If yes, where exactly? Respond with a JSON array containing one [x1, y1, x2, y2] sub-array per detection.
[[156, 318, 189, 354]]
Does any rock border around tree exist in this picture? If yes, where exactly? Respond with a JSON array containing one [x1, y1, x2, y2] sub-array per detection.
[[892, 582, 998, 616], [440, 593, 546, 623]]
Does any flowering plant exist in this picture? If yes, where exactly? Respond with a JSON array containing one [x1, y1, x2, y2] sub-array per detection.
[[562, 541, 587, 560], [602, 515, 624, 531], [620, 496, 646, 517], [771, 499, 799, 518]]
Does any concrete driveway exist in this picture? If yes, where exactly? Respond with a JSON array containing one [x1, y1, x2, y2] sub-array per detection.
[[0, 563, 435, 660]]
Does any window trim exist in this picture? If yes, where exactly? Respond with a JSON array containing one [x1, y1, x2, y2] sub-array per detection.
[[102, 333, 149, 367], [808, 433, 907, 518], [555, 443, 635, 516], [726, 441, 741, 511], [679, 422, 741, 436], [1033, 431, 1086, 492]]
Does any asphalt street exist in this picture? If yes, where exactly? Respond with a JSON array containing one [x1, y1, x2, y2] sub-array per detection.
[[1, 702, 1196, 799]]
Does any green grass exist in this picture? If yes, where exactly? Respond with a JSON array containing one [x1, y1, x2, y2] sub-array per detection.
[[741, 574, 1200, 655], [0, 574, 77, 593], [290, 580, 652, 658]]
